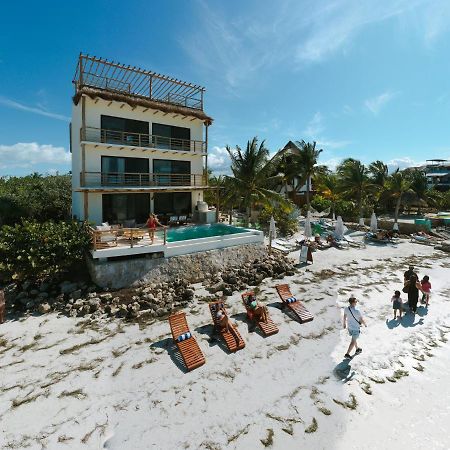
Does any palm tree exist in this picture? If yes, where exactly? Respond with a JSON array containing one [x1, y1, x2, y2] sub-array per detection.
[[368, 160, 389, 188], [296, 140, 323, 210], [407, 169, 428, 214], [226, 137, 286, 225], [315, 172, 340, 217], [386, 169, 412, 224], [337, 158, 373, 221], [270, 151, 300, 198]]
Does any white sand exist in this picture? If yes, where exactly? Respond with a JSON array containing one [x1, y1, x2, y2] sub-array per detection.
[[0, 236, 449, 450]]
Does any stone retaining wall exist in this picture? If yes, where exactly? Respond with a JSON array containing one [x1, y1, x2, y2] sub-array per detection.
[[87, 243, 267, 289]]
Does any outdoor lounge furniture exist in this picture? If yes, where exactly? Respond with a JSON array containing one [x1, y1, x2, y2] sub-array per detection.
[[241, 292, 279, 336], [178, 215, 187, 225], [169, 215, 179, 225], [168, 311, 205, 371], [209, 301, 245, 352], [275, 284, 314, 324], [91, 226, 118, 249], [121, 228, 147, 240]]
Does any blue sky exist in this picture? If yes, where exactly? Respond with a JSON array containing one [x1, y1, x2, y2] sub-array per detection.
[[1, 0, 450, 176]]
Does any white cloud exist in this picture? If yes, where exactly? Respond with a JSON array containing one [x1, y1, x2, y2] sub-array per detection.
[[303, 112, 324, 138], [316, 139, 351, 149], [183, 0, 446, 89], [365, 91, 398, 115], [0, 143, 71, 170], [0, 96, 70, 122], [320, 157, 343, 171], [208, 146, 231, 174], [385, 157, 426, 172]]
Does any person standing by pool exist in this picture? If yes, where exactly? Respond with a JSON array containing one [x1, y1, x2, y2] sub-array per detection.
[[343, 296, 367, 359], [145, 214, 164, 244], [404, 273, 420, 314]]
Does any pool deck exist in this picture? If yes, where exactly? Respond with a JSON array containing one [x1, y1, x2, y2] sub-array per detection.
[[91, 228, 264, 259]]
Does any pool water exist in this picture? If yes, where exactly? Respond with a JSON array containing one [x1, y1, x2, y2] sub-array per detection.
[[166, 223, 248, 242]]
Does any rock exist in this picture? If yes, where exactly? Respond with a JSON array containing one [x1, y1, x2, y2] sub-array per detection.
[[70, 290, 82, 300], [99, 293, 113, 301], [26, 301, 35, 309], [88, 298, 100, 313], [21, 281, 32, 291], [39, 282, 50, 292], [60, 282, 78, 295], [222, 286, 233, 296], [87, 292, 97, 299], [29, 289, 40, 297], [156, 307, 165, 317], [38, 303, 51, 314]]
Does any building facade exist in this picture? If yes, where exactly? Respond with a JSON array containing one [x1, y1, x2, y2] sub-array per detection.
[[424, 159, 450, 191], [71, 54, 213, 225]]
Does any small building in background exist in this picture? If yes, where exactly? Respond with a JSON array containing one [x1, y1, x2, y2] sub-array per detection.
[[424, 159, 450, 191]]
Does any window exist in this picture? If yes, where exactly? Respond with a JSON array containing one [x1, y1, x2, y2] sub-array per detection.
[[153, 159, 190, 186], [101, 115, 149, 146], [101, 156, 150, 185], [154, 192, 192, 215], [152, 123, 191, 151], [102, 194, 150, 224]]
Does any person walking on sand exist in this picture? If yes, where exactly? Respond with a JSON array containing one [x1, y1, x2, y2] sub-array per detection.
[[404, 265, 418, 283], [420, 275, 432, 307], [404, 273, 421, 314], [391, 290, 403, 320], [343, 296, 367, 359]]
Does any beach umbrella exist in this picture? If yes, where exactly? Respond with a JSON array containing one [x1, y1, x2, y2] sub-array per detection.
[[359, 217, 365, 226], [335, 216, 345, 239], [332, 211, 336, 221], [370, 212, 378, 233], [269, 216, 277, 241], [304, 211, 312, 238]]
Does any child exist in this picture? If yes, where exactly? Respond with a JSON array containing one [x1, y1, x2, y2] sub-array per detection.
[[420, 275, 432, 307], [391, 290, 403, 320]]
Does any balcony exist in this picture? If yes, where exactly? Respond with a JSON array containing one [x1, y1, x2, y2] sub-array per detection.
[[80, 171, 207, 189], [81, 127, 206, 154]]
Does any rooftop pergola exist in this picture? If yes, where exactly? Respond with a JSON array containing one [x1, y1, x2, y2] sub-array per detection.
[[73, 54, 206, 111]]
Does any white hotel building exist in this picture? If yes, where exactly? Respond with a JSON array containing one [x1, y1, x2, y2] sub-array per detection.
[[71, 54, 213, 225]]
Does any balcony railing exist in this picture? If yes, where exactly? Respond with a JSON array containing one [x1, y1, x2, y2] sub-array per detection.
[[80, 171, 207, 188], [81, 127, 206, 153]]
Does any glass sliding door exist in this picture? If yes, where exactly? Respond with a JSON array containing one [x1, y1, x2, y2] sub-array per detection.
[[101, 156, 149, 186], [153, 159, 190, 186], [102, 193, 150, 224], [154, 192, 192, 216], [152, 123, 191, 151]]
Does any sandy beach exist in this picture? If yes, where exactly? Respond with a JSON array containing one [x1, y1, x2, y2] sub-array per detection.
[[1, 235, 449, 450]]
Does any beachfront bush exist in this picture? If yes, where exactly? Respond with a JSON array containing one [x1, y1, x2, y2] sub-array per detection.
[[0, 173, 71, 225], [259, 200, 299, 236], [0, 220, 91, 284], [310, 195, 331, 213]]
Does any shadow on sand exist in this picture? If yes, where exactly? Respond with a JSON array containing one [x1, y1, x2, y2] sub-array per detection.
[[230, 312, 269, 338], [150, 337, 188, 374], [334, 359, 355, 383], [194, 323, 231, 354], [385, 312, 425, 329]]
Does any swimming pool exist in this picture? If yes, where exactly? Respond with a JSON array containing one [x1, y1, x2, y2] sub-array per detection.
[[166, 223, 248, 242]]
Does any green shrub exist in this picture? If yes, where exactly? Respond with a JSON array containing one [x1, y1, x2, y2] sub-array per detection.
[[310, 195, 331, 212], [0, 220, 91, 284], [0, 173, 71, 225], [259, 200, 299, 236]]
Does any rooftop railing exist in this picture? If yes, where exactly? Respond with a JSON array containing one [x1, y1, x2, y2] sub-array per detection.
[[73, 54, 205, 110], [81, 127, 206, 153], [80, 171, 207, 188]]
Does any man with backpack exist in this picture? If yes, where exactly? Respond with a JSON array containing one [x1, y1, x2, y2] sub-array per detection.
[[343, 295, 367, 359]]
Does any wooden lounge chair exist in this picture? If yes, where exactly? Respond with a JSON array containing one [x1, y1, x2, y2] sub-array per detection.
[[275, 284, 314, 324], [168, 311, 205, 371], [209, 301, 245, 352], [241, 292, 279, 336]]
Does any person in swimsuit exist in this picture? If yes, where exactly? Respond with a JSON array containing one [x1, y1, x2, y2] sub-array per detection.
[[145, 214, 163, 243], [246, 295, 268, 323]]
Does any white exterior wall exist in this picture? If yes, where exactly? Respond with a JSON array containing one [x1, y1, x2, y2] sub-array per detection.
[[71, 95, 207, 224]]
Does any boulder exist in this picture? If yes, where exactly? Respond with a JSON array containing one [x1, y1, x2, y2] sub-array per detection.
[[70, 290, 82, 301], [38, 303, 51, 314]]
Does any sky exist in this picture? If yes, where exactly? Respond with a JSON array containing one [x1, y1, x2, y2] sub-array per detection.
[[1, 0, 450, 176]]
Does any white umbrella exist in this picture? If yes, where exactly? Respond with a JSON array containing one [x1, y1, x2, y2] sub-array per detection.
[[304, 211, 312, 238], [370, 212, 378, 233], [269, 216, 277, 241], [332, 211, 336, 221], [335, 216, 345, 240], [359, 217, 365, 226]]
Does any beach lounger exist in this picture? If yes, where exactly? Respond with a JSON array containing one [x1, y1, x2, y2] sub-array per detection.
[[275, 284, 314, 324], [209, 301, 245, 352], [270, 241, 291, 255], [168, 312, 205, 371], [178, 215, 187, 225], [169, 216, 179, 226], [241, 292, 279, 336], [343, 235, 366, 248]]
